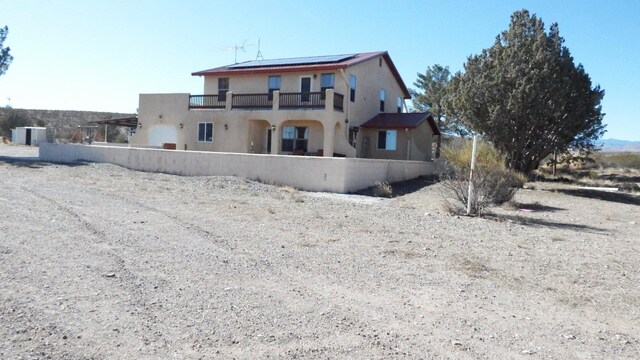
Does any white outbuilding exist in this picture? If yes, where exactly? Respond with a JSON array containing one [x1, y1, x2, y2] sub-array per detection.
[[11, 127, 47, 146]]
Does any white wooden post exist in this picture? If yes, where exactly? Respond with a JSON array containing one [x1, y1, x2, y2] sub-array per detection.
[[466, 135, 478, 215]]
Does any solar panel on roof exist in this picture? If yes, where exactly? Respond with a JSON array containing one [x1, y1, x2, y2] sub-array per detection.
[[228, 54, 356, 69]]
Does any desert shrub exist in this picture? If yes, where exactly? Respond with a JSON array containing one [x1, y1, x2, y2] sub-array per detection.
[[592, 152, 640, 170], [373, 181, 393, 198], [439, 139, 526, 215], [0, 109, 32, 137]]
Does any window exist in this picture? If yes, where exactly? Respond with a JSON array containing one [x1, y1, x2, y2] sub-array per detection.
[[300, 77, 311, 102], [268, 76, 280, 100], [377, 130, 397, 150], [349, 74, 356, 102], [379, 89, 386, 112], [198, 122, 213, 142], [281, 126, 308, 152], [348, 126, 358, 147], [320, 73, 335, 99], [218, 78, 229, 101], [397, 97, 403, 113]]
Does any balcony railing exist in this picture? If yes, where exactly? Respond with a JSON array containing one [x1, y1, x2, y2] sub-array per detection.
[[279, 92, 324, 109], [188, 90, 344, 112], [189, 95, 225, 109], [232, 93, 272, 109]]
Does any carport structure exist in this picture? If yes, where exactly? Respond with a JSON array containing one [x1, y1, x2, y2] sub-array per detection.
[[88, 116, 138, 143]]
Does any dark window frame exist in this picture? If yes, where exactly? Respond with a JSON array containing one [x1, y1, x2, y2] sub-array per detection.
[[218, 78, 229, 101], [349, 74, 356, 102], [377, 129, 397, 150], [320, 73, 335, 100], [268, 75, 281, 101], [281, 126, 309, 152], [197, 122, 214, 143]]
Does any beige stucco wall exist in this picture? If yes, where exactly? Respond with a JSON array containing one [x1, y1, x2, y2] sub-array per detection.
[[130, 93, 356, 157], [341, 56, 407, 127], [199, 54, 406, 129], [134, 54, 411, 160], [360, 121, 434, 161], [40, 143, 439, 193]]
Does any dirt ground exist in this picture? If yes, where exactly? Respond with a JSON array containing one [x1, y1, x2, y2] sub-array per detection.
[[1, 144, 639, 359]]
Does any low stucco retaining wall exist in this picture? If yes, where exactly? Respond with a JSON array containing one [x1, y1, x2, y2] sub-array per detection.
[[39, 143, 439, 193]]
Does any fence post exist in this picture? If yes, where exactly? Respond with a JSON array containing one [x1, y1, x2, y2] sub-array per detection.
[[466, 135, 478, 215]]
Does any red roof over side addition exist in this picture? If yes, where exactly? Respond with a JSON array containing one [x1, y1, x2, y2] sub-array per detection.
[[191, 51, 411, 99], [360, 112, 441, 135]]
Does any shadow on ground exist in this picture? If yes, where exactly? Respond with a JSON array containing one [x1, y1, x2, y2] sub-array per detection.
[[509, 202, 565, 212], [485, 213, 608, 233], [0, 156, 89, 169], [353, 175, 439, 198], [552, 188, 640, 206]]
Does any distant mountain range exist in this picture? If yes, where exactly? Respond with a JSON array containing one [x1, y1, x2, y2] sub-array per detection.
[[599, 138, 640, 152]]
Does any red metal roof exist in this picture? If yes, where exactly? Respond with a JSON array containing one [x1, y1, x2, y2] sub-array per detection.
[[192, 51, 411, 99], [360, 112, 441, 135]]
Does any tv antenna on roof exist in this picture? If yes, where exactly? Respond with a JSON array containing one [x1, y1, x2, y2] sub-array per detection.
[[226, 40, 256, 64], [255, 38, 264, 61]]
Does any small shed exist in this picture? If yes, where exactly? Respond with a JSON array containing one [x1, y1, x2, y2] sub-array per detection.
[[11, 127, 48, 146], [359, 112, 440, 161]]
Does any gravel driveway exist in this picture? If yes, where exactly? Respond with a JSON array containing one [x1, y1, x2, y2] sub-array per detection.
[[0, 144, 638, 359]]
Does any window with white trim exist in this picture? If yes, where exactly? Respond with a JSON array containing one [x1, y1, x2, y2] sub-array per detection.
[[377, 130, 397, 150], [198, 122, 213, 142], [397, 97, 403, 113], [379, 89, 386, 112]]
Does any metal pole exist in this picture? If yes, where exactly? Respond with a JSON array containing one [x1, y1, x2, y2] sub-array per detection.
[[466, 135, 478, 215]]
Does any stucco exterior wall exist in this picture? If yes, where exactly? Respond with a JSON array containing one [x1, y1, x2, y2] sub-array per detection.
[[39, 143, 439, 193], [360, 121, 434, 161], [204, 73, 329, 95], [200, 53, 406, 129], [131, 93, 356, 157], [342, 56, 406, 127]]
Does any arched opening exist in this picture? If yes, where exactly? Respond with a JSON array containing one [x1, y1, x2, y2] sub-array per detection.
[[248, 119, 271, 154]]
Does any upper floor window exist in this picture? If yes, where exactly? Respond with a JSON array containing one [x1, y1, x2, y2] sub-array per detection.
[[349, 75, 356, 102], [218, 78, 229, 101], [379, 89, 386, 112], [198, 122, 213, 142], [320, 73, 335, 99], [397, 97, 403, 113], [268, 75, 281, 100]]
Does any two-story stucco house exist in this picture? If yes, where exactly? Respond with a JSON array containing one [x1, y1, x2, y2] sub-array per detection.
[[130, 51, 439, 160]]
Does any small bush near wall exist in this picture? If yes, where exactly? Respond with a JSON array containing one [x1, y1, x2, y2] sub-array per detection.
[[373, 181, 393, 197], [439, 139, 526, 215]]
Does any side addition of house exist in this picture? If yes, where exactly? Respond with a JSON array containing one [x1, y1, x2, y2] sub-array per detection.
[[130, 51, 440, 161]]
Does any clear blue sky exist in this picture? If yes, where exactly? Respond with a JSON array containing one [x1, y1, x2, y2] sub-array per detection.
[[1, 0, 639, 140]]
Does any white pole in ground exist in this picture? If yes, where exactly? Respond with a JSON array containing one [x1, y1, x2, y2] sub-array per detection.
[[466, 135, 478, 215]]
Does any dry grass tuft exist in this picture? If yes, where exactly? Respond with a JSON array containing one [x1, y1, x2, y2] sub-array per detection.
[[373, 181, 393, 198]]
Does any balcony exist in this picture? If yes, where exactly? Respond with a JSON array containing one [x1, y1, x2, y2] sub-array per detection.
[[189, 90, 344, 112]]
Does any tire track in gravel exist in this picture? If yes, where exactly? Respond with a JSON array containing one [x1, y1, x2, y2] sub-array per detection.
[[3, 182, 183, 351]]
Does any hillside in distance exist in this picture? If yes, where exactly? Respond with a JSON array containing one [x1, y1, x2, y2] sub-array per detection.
[[599, 138, 640, 152]]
